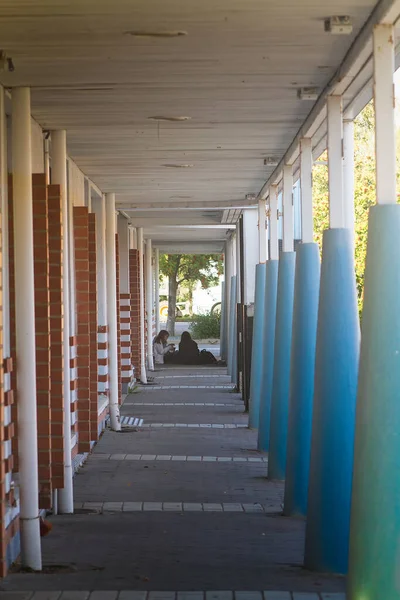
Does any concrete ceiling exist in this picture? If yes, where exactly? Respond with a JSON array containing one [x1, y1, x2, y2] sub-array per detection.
[[0, 0, 388, 247]]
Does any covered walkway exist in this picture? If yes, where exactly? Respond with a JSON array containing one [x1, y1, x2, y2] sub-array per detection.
[[1, 366, 344, 596]]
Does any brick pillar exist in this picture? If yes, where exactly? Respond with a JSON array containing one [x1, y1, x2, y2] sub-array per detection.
[[129, 249, 141, 377], [70, 336, 78, 440], [47, 183, 65, 490], [120, 294, 133, 388], [32, 174, 52, 509], [73, 207, 91, 452], [88, 214, 99, 441], [116, 235, 122, 403]]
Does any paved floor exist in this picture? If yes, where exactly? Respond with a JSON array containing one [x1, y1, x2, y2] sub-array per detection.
[[0, 366, 346, 597]]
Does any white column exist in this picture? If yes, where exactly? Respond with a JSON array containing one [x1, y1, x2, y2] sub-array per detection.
[[269, 184, 279, 260], [12, 87, 42, 570], [154, 247, 160, 334], [51, 130, 74, 514], [258, 198, 267, 263], [129, 226, 138, 250], [343, 121, 355, 240], [0, 86, 10, 372], [67, 160, 76, 337], [242, 209, 259, 304], [117, 214, 129, 294], [374, 24, 396, 205], [236, 223, 241, 302], [327, 96, 345, 227], [145, 238, 155, 370], [300, 138, 313, 243], [105, 193, 121, 431], [137, 228, 147, 383], [282, 165, 294, 251]]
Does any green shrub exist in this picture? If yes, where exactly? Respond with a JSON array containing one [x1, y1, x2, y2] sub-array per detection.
[[190, 311, 220, 339]]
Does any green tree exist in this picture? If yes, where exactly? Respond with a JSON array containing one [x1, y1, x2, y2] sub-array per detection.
[[159, 254, 223, 335]]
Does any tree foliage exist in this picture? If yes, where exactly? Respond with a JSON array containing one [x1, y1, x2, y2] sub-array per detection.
[[159, 253, 223, 334]]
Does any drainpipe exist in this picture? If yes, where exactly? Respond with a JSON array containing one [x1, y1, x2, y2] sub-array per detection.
[[12, 86, 42, 570], [51, 130, 74, 514]]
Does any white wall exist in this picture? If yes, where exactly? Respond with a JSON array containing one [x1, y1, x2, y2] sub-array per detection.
[[31, 118, 44, 173], [68, 158, 85, 206]]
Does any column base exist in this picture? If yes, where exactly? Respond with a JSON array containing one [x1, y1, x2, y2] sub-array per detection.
[[268, 252, 296, 480], [257, 260, 279, 452], [348, 205, 400, 599], [249, 263, 267, 429], [304, 228, 359, 574], [283, 243, 320, 516]]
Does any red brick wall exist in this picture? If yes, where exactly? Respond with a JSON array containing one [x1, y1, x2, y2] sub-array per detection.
[[47, 184, 65, 490], [88, 214, 99, 441], [129, 249, 141, 377], [73, 207, 91, 452], [32, 174, 52, 509], [116, 235, 122, 403]]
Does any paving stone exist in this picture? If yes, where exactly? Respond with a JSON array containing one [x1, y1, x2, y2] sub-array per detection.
[[187, 456, 202, 461], [320, 596, 346, 600], [217, 457, 232, 462], [177, 593, 204, 600], [172, 456, 187, 461], [148, 594, 176, 600], [156, 455, 172, 460], [125, 455, 142, 460], [242, 503, 264, 513], [141, 455, 157, 460], [89, 593, 118, 600], [263, 594, 291, 600], [203, 503, 223, 512], [110, 454, 127, 460], [235, 593, 263, 600], [122, 502, 143, 511], [83, 502, 103, 509], [60, 594, 90, 600], [0, 595, 34, 600], [118, 593, 147, 600], [223, 503, 243, 512], [183, 503, 203, 511], [32, 592, 61, 600], [163, 502, 183, 511], [206, 593, 233, 600], [73, 502, 84, 509], [103, 502, 123, 511], [202, 456, 217, 461], [143, 502, 163, 511], [292, 595, 320, 600]]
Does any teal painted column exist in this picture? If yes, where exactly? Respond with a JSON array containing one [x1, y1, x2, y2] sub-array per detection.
[[227, 275, 237, 379], [304, 228, 359, 574], [249, 263, 267, 429], [257, 260, 279, 452], [283, 243, 320, 516], [268, 252, 296, 480], [219, 281, 227, 361], [348, 205, 400, 599]]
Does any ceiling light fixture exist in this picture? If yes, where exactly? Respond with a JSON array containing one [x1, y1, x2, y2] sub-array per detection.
[[126, 30, 187, 38], [148, 116, 191, 122], [245, 193, 257, 202], [264, 157, 279, 167], [324, 16, 353, 35], [163, 164, 194, 168], [297, 87, 319, 101]]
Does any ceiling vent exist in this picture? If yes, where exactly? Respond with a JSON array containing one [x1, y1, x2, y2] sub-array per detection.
[[297, 87, 319, 101]]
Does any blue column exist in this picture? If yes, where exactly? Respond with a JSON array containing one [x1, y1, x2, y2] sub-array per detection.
[[268, 252, 296, 480], [227, 275, 237, 379], [348, 205, 400, 599], [249, 263, 267, 429], [283, 243, 320, 515], [304, 228, 359, 574], [257, 260, 279, 451], [219, 281, 227, 361]]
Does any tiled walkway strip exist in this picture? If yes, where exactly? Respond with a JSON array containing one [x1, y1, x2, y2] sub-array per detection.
[[0, 591, 347, 599], [91, 454, 268, 462], [125, 403, 243, 407], [75, 502, 281, 513], [139, 385, 234, 390]]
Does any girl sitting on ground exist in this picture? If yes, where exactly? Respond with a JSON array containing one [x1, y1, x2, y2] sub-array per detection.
[[153, 330, 176, 365]]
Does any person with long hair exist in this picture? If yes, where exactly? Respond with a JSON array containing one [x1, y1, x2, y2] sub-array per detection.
[[178, 331, 217, 365], [153, 329, 175, 365]]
